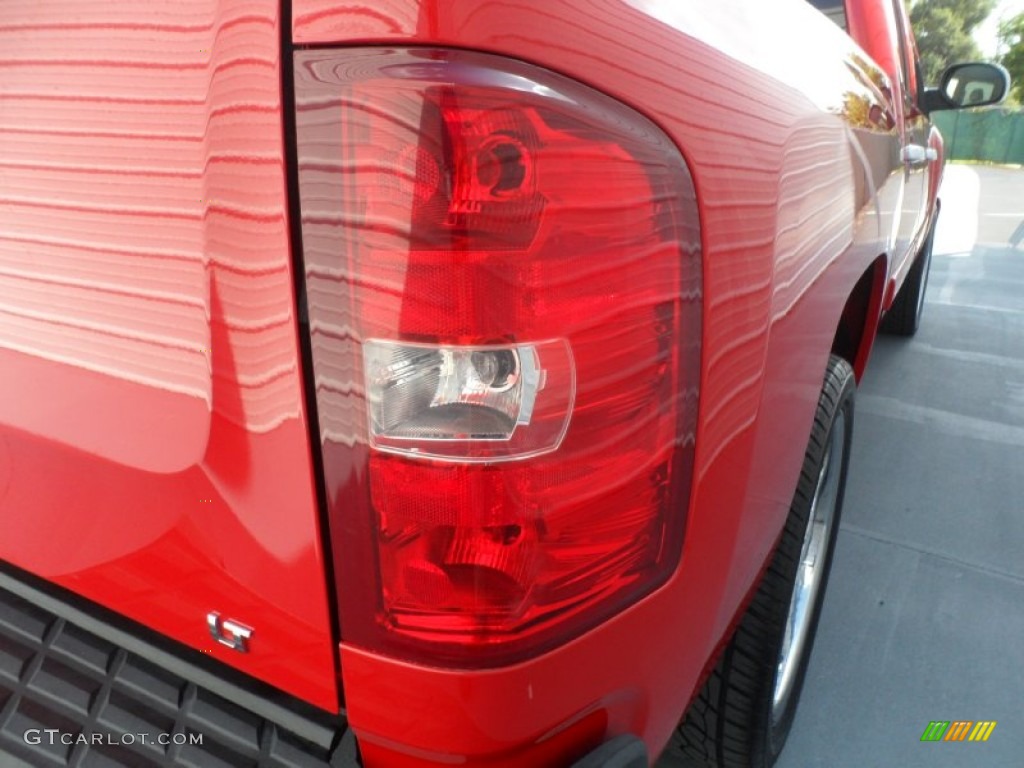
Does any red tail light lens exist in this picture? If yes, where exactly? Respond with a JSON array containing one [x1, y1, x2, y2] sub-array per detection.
[[295, 49, 701, 665]]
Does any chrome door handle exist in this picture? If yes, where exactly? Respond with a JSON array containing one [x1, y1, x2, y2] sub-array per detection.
[[902, 144, 937, 165]]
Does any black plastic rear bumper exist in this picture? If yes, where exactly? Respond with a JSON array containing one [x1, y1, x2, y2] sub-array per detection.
[[0, 564, 356, 768]]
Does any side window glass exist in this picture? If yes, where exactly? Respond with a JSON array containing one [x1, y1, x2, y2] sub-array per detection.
[[807, 0, 848, 31]]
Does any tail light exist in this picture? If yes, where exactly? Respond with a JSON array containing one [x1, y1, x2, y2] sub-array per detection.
[[295, 49, 701, 666]]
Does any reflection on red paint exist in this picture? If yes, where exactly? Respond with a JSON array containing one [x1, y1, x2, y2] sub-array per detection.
[[290, 0, 901, 764], [0, 0, 338, 711]]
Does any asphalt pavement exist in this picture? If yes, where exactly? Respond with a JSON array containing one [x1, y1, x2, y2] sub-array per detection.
[[778, 164, 1024, 766], [660, 164, 1024, 767]]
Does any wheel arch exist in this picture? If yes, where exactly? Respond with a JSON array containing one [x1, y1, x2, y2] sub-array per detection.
[[830, 254, 888, 381]]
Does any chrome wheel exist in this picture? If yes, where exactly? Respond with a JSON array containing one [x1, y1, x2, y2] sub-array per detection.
[[770, 410, 846, 724], [671, 355, 855, 766]]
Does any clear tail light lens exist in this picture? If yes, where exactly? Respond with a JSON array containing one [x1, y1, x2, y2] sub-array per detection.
[[363, 339, 573, 460], [295, 48, 701, 665]]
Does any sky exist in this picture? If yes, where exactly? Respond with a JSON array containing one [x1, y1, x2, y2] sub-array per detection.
[[974, 0, 1024, 56]]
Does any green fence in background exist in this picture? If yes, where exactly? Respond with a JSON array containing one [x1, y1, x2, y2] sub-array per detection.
[[933, 109, 1024, 165]]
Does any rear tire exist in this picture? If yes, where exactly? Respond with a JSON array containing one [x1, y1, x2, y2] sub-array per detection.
[[881, 216, 935, 336], [668, 355, 855, 767]]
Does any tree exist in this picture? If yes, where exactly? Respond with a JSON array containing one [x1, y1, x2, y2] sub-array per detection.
[[1000, 12, 1024, 104], [910, 0, 997, 84]]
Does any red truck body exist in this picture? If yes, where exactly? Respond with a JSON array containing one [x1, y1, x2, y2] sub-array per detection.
[[0, 1, 1005, 766]]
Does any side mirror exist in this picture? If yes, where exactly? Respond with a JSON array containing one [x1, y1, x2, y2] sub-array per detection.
[[924, 62, 1011, 113]]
